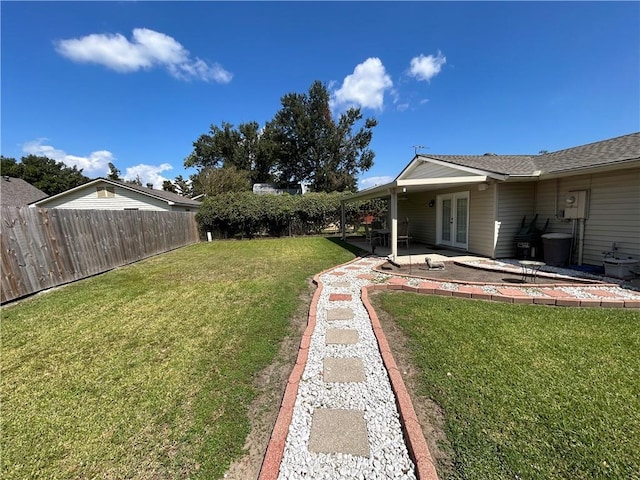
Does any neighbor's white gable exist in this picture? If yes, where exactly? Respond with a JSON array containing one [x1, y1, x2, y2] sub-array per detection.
[[37, 181, 178, 211]]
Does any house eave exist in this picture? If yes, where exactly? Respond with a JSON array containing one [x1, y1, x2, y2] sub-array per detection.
[[342, 181, 397, 203]]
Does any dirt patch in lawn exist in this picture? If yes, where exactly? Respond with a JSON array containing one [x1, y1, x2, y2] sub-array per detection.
[[222, 279, 314, 480], [369, 290, 455, 479]]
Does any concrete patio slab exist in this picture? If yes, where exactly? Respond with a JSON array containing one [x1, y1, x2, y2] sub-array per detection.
[[324, 357, 365, 383], [325, 328, 359, 345], [308, 408, 370, 457]]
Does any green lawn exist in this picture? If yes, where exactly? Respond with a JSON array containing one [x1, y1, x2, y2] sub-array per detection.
[[375, 293, 640, 480], [1, 238, 354, 479]]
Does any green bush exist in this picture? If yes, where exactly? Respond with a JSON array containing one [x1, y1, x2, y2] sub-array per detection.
[[197, 192, 364, 238]]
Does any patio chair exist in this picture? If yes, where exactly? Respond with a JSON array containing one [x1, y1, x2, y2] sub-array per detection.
[[398, 218, 412, 248]]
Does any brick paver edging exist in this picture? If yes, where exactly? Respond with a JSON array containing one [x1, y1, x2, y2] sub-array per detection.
[[361, 286, 439, 480], [257, 255, 367, 480], [367, 282, 640, 308]]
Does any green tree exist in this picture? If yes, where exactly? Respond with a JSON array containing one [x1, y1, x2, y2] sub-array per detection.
[[162, 180, 177, 193], [185, 81, 377, 194], [185, 121, 274, 185], [266, 81, 377, 192], [191, 166, 252, 196], [1, 155, 89, 196], [173, 175, 192, 197], [106, 162, 122, 181]]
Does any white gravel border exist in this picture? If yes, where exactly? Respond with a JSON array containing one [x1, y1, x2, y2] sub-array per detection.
[[277, 257, 417, 480]]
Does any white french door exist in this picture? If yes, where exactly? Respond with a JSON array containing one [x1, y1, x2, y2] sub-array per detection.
[[436, 192, 469, 249]]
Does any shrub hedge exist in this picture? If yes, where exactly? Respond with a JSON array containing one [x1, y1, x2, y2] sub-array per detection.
[[196, 192, 369, 238]]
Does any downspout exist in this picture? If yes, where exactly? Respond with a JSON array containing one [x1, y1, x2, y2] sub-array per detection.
[[578, 218, 585, 266]]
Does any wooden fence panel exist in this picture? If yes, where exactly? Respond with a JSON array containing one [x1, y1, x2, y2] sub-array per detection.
[[1, 207, 200, 303]]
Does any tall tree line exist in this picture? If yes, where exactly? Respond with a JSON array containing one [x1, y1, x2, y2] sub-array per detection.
[[1, 155, 89, 196], [185, 81, 377, 195]]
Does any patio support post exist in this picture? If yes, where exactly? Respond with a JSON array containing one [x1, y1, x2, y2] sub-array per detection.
[[340, 200, 346, 241], [389, 187, 398, 261]]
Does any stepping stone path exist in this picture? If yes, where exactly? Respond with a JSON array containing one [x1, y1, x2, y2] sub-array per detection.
[[260, 255, 640, 480], [273, 257, 418, 480]]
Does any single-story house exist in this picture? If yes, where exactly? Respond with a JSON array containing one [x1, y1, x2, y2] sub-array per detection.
[[1, 176, 48, 206], [342, 132, 640, 267], [31, 178, 201, 212]]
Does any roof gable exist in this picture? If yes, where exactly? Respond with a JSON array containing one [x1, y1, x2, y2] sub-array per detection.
[[102, 178, 201, 206], [33, 178, 201, 208], [419, 155, 539, 176]]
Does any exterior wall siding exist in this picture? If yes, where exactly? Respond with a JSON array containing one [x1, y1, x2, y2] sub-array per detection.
[[535, 167, 640, 266], [468, 185, 496, 258], [494, 183, 536, 258], [397, 191, 434, 245], [397, 185, 496, 257]]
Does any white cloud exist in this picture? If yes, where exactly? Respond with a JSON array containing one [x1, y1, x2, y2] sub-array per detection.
[[124, 163, 173, 189], [55, 28, 232, 83], [409, 51, 446, 82], [332, 58, 393, 111], [359, 175, 394, 190], [22, 139, 114, 176]]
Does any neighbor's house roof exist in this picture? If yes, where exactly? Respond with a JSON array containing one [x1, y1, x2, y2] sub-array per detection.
[[31, 178, 202, 208], [348, 132, 640, 201], [0, 177, 49, 206]]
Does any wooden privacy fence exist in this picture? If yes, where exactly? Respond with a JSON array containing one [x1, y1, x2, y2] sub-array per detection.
[[1, 207, 200, 304]]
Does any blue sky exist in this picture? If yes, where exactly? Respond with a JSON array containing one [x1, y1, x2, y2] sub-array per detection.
[[2, 1, 639, 190]]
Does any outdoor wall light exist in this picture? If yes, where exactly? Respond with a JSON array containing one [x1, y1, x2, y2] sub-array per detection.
[[478, 183, 490, 191], [428, 199, 435, 207]]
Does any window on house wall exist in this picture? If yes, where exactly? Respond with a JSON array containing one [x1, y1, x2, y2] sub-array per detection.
[[97, 186, 115, 198]]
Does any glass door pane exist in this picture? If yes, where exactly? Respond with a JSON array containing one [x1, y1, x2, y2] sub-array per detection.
[[455, 197, 468, 245], [441, 198, 452, 243]]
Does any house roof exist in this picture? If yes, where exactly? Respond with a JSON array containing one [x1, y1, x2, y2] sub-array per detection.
[[0, 177, 48, 206], [346, 132, 640, 202], [418, 132, 640, 176], [416, 154, 539, 176], [33, 178, 201, 208], [534, 132, 640, 174]]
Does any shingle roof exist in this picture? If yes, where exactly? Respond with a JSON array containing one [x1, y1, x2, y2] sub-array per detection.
[[419, 154, 539, 175], [418, 132, 640, 176], [534, 132, 640, 173], [102, 178, 201, 207], [0, 177, 48, 206]]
